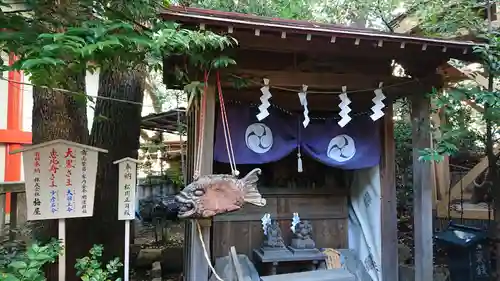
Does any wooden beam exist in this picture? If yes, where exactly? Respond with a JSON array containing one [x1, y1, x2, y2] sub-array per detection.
[[231, 32, 470, 62], [0, 182, 25, 194], [411, 93, 433, 281], [186, 85, 216, 281], [380, 101, 398, 281], [448, 205, 494, 220], [436, 147, 500, 217], [227, 69, 411, 90]]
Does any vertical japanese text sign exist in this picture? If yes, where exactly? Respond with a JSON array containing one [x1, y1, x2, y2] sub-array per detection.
[[113, 158, 140, 220], [11, 140, 107, 220]]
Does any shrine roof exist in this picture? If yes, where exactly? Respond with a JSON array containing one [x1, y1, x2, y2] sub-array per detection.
[[141, 108, 186, 134], [160, 5, 480, 60]]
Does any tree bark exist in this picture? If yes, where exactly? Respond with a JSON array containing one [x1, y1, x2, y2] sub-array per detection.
[[31, 72, 88, 281], [89, 66, 146, 271]]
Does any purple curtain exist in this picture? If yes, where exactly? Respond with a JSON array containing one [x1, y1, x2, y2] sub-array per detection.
[[300, 117, 381, 169], [214, 104, 297, 164]]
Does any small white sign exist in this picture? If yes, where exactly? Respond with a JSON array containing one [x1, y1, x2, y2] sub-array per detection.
[[114, 157, 139, 220], [12, 140, 107, 221]]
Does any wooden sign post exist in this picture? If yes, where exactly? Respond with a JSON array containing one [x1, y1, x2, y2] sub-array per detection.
[[11, 139, 107, 281], [113, 157, 140, 281]]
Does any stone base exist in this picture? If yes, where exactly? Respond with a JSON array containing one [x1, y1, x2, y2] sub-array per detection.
[[257, 246, 292, 259], [287, 246, 323, 257], [291, 238, 316, 250]]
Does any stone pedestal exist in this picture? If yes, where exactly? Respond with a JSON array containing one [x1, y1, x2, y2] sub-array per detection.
[[290, 238, 316, 249], [287, 246, 323, 258], [256, 246, 292, 260]]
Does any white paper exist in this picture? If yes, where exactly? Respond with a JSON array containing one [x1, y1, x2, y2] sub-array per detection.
[[261, 213, 271, 235], [117, 160, 138, 220], [256, 110, 270, 121], [22, 142, 99, 220], [338, 92, 352, 127], [257, 85, 272, 121], [298, 91, 310, 128], [370, 89, 386, 121], [370, 111, 385, 121], [338, 115, 352, 128]]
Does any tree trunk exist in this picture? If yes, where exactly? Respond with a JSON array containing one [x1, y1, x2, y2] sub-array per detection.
[[31, 72, 88, 281], [89, 66, 146, 272]]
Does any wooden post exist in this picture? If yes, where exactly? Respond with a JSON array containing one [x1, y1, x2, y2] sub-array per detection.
[[0, 194, 5, 234], [411, 94, 433, 281], [380, 101, 398, 281], [187, 85, 215, 281], [9, 192, 17, 240]]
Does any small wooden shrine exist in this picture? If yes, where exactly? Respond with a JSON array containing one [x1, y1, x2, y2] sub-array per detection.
[[160, 6, 479, 281]]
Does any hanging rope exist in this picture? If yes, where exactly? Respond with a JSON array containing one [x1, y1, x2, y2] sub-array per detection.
[[216, 71, 239, 176], [197, 221, 224, 281], [191, 71, 241, 281], [193, 71, 209, 180]]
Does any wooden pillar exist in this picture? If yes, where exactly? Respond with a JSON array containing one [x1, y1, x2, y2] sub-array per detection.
[[2, 54, 26, 225], [186, 85, 215, 281], [380, 101, 398, 281], [411, 94, 433, 281]]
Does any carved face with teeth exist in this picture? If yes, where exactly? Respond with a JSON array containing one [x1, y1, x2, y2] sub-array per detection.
[[175, 168, 266, 218]]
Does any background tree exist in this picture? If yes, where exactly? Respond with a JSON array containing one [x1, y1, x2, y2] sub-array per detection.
[[186, 0, 405, 28], [1, 1, 234, 279], [411, 0, 500, 276]]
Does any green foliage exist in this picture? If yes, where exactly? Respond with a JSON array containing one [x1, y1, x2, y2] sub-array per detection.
[[0, 239, 62, 281], [75, 245, 122, 281], [0, 0, 236, 94], [188, 0, 404, 29], [412, 0, 487, 37]]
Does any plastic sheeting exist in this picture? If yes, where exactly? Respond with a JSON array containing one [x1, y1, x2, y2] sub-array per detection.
[[347, 166, 382, 281]]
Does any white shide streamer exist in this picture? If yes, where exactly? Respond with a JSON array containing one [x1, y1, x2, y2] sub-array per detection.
[[261, 213, 271, 235], [338, 86, 352, 127], [298, 84, 310, 128], [291, 212, 301, 233], [256, 78, 272, 121], [370, 82, 386, 121]]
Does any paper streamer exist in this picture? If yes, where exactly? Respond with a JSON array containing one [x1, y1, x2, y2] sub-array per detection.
[[370, 82, 386, 121], [338, 86, 352, 127], [291, 212, 301, 233], [256, 78, 272, 121], [298, 85, 310, 128], [261, 213, 271, 235]]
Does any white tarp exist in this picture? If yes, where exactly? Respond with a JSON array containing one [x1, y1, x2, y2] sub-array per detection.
[[347, 166, 382, 281]]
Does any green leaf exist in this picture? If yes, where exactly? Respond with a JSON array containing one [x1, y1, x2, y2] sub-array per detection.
[[21, 57, 65, 69], [8, 261, 28, 269], [1, 273, 21, 281]]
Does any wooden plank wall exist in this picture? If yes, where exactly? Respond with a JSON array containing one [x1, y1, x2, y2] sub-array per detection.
[[212, 189, 348, 260]]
